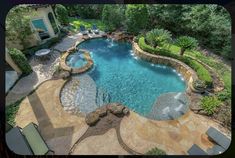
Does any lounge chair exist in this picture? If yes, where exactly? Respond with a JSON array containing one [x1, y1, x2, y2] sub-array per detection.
[[207, 144, 225, 155], [206, 127, 231, 150], [80, 25, 88, 35], [187, 144, 208, 155], [6, 122, 53, 155], [92, 24, 99, 34]]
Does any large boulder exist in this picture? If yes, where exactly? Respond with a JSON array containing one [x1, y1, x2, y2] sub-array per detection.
[[85, 112, 100, 126], [95, 106, 107, 117], [107, 103, 125, 115]]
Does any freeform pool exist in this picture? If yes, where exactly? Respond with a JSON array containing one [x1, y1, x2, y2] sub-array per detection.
[[66, 38, 186, 116]]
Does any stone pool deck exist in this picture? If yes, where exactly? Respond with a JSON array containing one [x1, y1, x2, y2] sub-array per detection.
[[14, 79, 230, 155]]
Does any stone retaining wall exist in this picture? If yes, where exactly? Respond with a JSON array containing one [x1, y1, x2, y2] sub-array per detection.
[[132, 42, 198, 88]]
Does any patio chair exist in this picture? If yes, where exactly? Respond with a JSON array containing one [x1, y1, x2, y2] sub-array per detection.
[[206, 127, 231, 150], [6, 122, 53, 155], [80, 25, 88, 35], [207, 144, 225, 155], [92, 24, 99, 34], [187, 144, 208, 155]]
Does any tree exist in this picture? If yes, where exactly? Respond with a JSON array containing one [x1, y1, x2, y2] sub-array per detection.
[[55, 4, 69, 25], [125, 5, 148, 34], [175, 36, 198, 56], [6, 5, 35, 49], [74, 5, 104, 19], [102, 5, 125, 30], [145, 29, 172, 47]]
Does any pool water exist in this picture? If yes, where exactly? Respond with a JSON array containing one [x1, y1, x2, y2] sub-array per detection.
[[66, 51, 88, 68], [72, 38, 186, 116]]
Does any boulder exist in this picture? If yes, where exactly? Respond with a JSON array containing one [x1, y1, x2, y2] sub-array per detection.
[[107, 103, 125, 115], [60, 70, 71, 79], [85, 112, 100, 126], [122, 107, 129, 115], [95, 106, 107, 117]]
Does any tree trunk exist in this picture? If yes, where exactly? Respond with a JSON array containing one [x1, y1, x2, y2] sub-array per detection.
[[180, 48, 185, 56]]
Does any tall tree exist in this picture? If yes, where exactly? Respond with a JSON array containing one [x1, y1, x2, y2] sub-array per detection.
[[6, 5, 35, 49], [125, 5, 148, 34]]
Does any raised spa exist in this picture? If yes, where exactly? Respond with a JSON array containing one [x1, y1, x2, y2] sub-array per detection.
[[65, 38, 187, 116]]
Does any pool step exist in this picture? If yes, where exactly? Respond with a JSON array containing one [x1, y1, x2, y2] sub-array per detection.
[[96, 87, 111, 107]]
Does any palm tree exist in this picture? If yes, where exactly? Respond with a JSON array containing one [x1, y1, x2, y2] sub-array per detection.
[[175, 36, 198, 56]]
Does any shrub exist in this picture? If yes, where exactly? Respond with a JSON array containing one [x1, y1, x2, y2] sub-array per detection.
[[216, 90, 231, 101], [6, 98, 24, 126], [8, 48, 32, 74], [183, 58, 213, 87], [192, 79, 206, 91], [145, 147, 166, 155], [175, 36, 198, 56], [138, 37, 213, 86], [145, 28, 172, 47], [200, 96, 221, 115], [55, 4, 69, 25]]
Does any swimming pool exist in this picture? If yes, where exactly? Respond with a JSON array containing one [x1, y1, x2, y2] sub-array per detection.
[[67, 38, 186, 116]]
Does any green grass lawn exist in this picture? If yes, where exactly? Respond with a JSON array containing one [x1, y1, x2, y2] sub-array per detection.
[[68, 17, 108, 32]]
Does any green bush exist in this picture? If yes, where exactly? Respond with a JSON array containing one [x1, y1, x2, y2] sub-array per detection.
[[175, 36, 198, 56], [183, 58, 213, 87], [146, 28, 172, 47], [8, 48, 32, 74], [55, 4, 69, 25], [145, 147, 166, 155], [200, 96, 221, 115], [216, 90, 231, 101], [138, 37, 213, 86], [6, 98, 24, 126]]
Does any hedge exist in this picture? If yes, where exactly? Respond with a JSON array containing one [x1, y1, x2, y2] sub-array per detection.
[[8, 48, 32, 75], [138, 37, 213, 86]]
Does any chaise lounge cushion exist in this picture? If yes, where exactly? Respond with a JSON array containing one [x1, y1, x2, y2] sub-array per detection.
[[206, 127, 231, 150], [22, 123, 50, 155], [6, 127, 33, 155], [187, 144, 208, 155]]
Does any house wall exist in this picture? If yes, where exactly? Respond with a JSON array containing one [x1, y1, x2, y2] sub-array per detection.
[[6, 5, 60, 50]]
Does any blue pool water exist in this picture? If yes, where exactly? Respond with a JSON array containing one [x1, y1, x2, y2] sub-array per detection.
[[66, 51, 88, 68], [72, 38, 186, 116]]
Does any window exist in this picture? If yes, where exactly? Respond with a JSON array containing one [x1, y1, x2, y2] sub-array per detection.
[[32, 19, 50, 40], [48, 12, 59, 34]]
